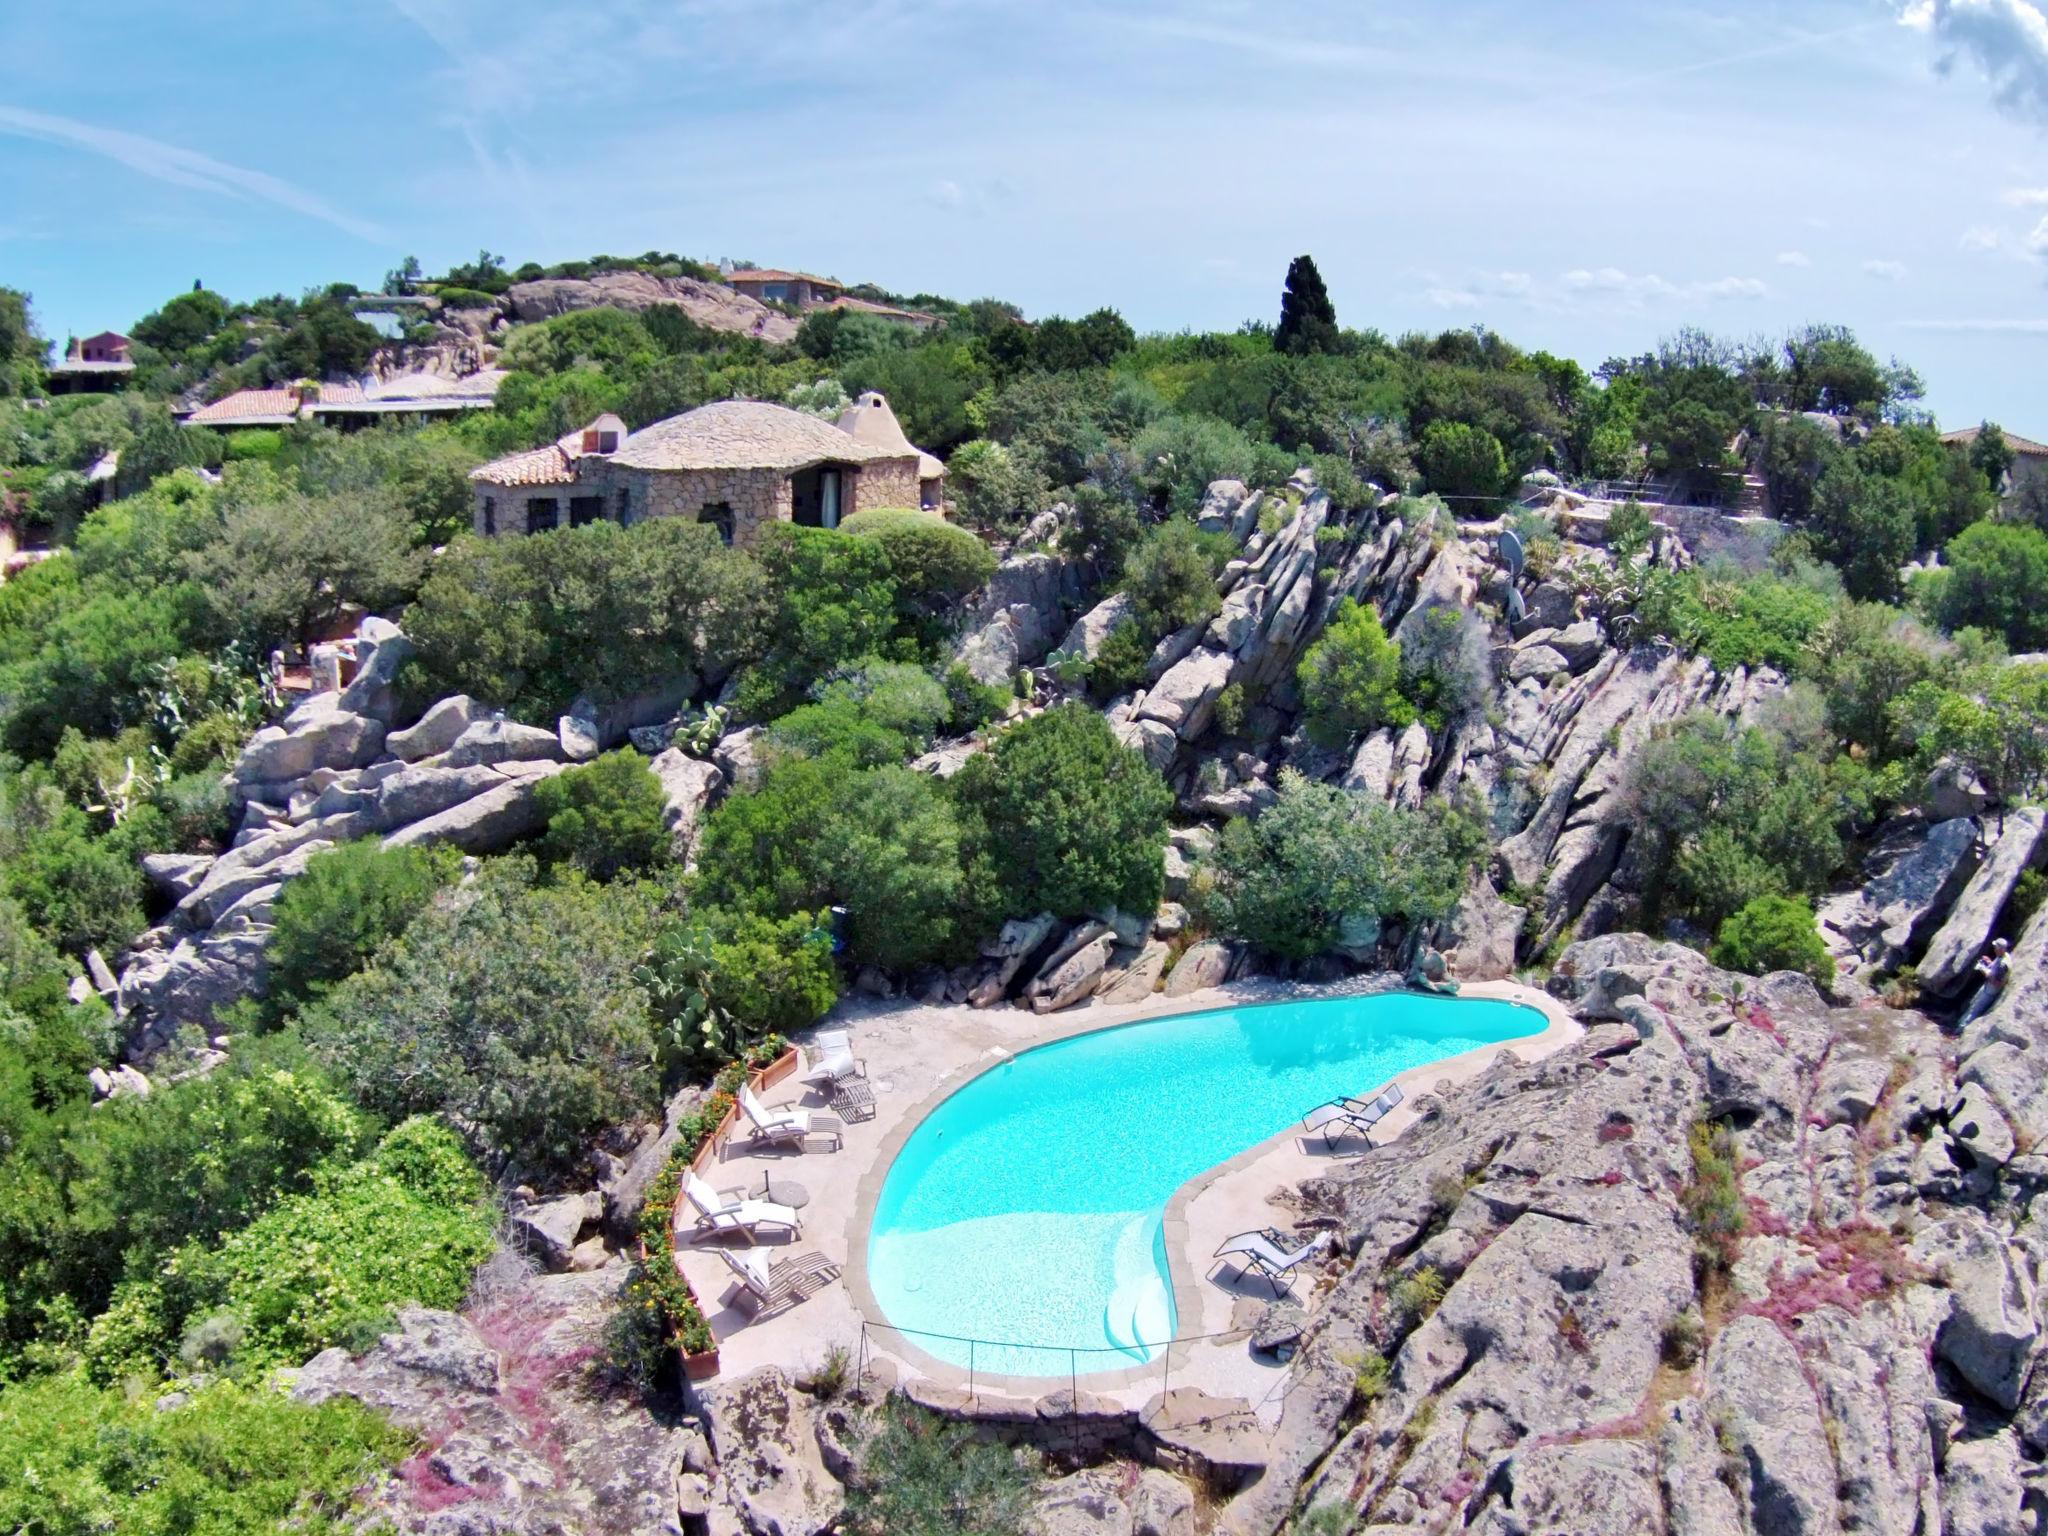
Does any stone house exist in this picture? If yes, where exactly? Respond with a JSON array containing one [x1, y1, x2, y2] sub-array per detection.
[[467, 396, 944, 545], [721, 269, 845, 308], [1944, 425, 2048, 513]]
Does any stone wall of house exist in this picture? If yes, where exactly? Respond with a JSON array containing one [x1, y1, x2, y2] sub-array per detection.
[[600, 464, 791, 546], [472, 485, 577, 537], [852, 457, 921, 515]]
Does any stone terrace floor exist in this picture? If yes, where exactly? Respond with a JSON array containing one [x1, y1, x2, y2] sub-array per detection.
[[672, 975, 1581, 1419]]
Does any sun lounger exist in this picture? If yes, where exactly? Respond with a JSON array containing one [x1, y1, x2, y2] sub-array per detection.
[[716, 1246, 842, 1316], [738, 1083, 841, 1151], [1302, 1082, 1405, 1148], [681, 1168, 802, 1244], [801, 1029, 866, 1088], [1209, 1229, 1325, 1297]]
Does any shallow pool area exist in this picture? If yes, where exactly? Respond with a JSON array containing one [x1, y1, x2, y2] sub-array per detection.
[[865, 990, 1544, 1377]]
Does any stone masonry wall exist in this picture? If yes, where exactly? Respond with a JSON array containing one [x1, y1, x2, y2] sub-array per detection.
[[851, 458, 921, 515]]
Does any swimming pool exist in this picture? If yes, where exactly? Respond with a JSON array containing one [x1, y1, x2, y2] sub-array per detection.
[[864, 990, 1545, 1377]]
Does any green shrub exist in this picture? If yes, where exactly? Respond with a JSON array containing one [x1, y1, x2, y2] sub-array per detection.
[[1684, 1118, 1747, 1275], [265, 840, 458, 1023], [1087, 619, 1154, 701], [840, 509, 996, 653], [160, 1118, 491, 1368], [735, 525, 900, 718], [533, 748, 674, 882], [1937, 521, 2048, 650], [301, 863, 661, 1176], [1297, 598, 1413, 746], [694, 758, 965, 972], [0, 1369, 409, 1536], [1635, 563, 1840, 672], [1203, 771, 1485, 959], [1390, 1264, 1446, 1324], [1419, 420, 1508, 500], [702, 908, 840, 1038], [954, 703, 1172, 925], [1122, 518, 1222, 636], [842, 1399, 1043, 1536], [938, 661, 1006, 735], [1711, 895, 1835, 986]]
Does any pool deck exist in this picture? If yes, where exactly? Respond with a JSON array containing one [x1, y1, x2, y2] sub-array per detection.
[[674, 974, 1581, 1417]]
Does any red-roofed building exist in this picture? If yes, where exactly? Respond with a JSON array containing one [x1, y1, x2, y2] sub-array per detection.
[[47, 331, 135, 394]]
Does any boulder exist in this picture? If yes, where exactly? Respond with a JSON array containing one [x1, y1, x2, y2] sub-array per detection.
[[141, 852, 213, 901], [1098, 941, 1170, 1005], [1927, 757, 1992, 821], [1035, 1467, 1133, 1536], [384, 767, 564, 854], [387, 695, 490, 761], [1138, 649, 1235, 740], [1051, 593, 1135, 668], [1195, 479, 1251, 536], [1137, 1388, 1267, 1491], [1341, 729, 1396, 801], [509, 1191, 602, 1272], [1941, 1431, 2028, 1536], [1704, 1316, 1842, 1536], [558, 709, 603, 761], [1440, 874, 1526, 982], [1113, 717, 1180, 774], [1507, 644, 1571, 683], [1130, 1469, 1195, 1536], [374, 761, 508, 828], [1467, 1442, 1665, 1536], [336, 630, 416, 723], [712, 725, 770, 792], [1817, 815, 1982, 971], [1029, 934, 1116, 1012], [647, 749, 725, 862], [697, 1366, 843, 1536], [971, 912, 1059, 1006], [1919, 808, 2047, 994], [1163, 939, 1233, 998], [232, 710, 386, 784], [441, 719, 569, 769], [1914, 1211, 2039, 1411]]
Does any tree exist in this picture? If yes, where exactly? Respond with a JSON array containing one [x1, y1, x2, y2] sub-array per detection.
[[1418, 421, 1509, 500], [0, 288, 45, 396], [1755, 412, 1845, 524], [953, 704, 1172, 925], [1203, 771, 1486, 959], [1809, 464, 1915, 602], [187, 479, 422, 652], [265, 841, 457, 1022], [1297, 598, 1413, 746], [1123, 518, 1222, 637], [735, 526, 901, 718], [1936, 521, 2048, 651], [1712, 895, 1834, 986], [1806, 603, 1945, 763], [533, 750, 673, 883], [1896, 662, 2048, 822], [839, 509, 996, 653], [694, 758, 965, 971], [1275, 256, 1339, 357], [300, 864, 662, 1177], [1970, 422, 2016, 489]]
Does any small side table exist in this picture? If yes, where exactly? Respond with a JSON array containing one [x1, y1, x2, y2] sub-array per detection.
[[756, 1173, 811, 1210], [829, 1077, 876, 1123]]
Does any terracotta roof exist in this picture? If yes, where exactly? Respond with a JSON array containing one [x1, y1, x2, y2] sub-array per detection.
[[1944, 426, 2048, 458], [468, 435, 580, 488], [610, 400, 903, 473], [184, 388, 304, 426]]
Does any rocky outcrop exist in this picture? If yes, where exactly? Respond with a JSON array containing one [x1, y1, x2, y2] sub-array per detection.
[[501, 269, 800, 342], [1218, 937, 1989, 1536], [648, 748, 725, 863], [1818, 814, 1984, 976], [955, 552, 1086, 686]]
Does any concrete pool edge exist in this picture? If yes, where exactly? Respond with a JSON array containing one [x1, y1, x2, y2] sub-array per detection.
[[844, 975, 1583, 1396]]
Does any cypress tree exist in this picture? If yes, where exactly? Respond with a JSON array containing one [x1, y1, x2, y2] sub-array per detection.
[[1275, 255, 1339, 356]]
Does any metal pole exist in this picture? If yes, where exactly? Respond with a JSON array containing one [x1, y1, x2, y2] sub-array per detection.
[[969, 1339, 976, 1406], [1070, 1348, 1079, 1459], [857, 1320, 868, 1395]]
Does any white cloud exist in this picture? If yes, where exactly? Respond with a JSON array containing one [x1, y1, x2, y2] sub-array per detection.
[[2004, 187, 2048, 205], [1900, 0, 2048, 128], [2030, 214, 2048, 255], [1961, 225, 2005, 249], [1418, 267, 1765, 314], [1777, 250, 1813, 267], [0, 103, 388, 244], [1864, 258, 1909, 279], [1425, 286, 1481, 310]]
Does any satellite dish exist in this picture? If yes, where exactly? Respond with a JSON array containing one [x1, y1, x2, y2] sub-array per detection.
[[1498, 528, 1526, 580], [1507, 588, 1527, 626]]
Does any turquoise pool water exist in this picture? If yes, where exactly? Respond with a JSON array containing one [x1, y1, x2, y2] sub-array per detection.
[[865, 990, 1544, 1377]]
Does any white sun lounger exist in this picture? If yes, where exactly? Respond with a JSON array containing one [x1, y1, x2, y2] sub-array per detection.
[[1210, 1230, 1325, 1297], [1302, 1082, 1405, 1148], [801, 1029, 866, 1087], [681, 1168, 802, 1244], [716, 1245, 842, 1316], [738, 1083, 842, 1152]]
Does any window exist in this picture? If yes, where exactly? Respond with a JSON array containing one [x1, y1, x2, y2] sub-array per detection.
[[526, 499, 560, 535], [569, 495, 604, 528], [699, 501, 735, 546], [482, 496, 496, 535], [598, 431, 619, 452]]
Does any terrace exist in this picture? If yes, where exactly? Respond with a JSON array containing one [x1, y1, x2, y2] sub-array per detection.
[[668, 975, 1581, 1418]]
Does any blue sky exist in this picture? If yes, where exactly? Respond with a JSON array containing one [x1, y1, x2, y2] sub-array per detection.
[[2, 0, 2045, 427]]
